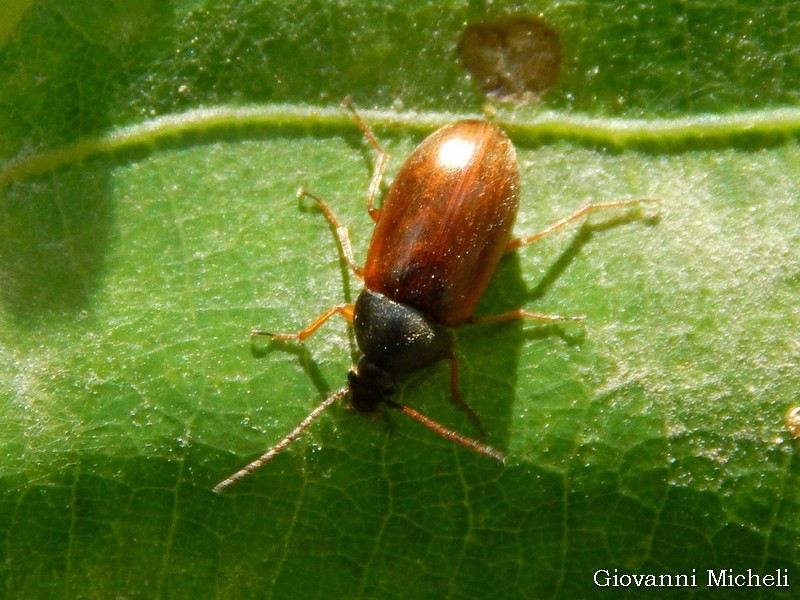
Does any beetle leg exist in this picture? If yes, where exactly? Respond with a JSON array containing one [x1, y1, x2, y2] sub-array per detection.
[[471, 309, 585, 325], [296, 187, 364, 279], [253, 304, 355, 342], [446, 352, 487, 439], [341, 97, 389, 223], [505, 199, 659, 252]]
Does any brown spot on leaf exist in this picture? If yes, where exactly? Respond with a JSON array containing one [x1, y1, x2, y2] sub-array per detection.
[[458, 15, 562, 102], [787, 405, 800, 438]]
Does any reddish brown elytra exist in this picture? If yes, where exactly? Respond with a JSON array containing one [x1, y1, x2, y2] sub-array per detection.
[[213, 100, 655, 492]]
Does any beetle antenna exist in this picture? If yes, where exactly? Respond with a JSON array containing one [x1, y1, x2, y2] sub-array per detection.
[[387, 401, 506, 463], [213, 387, 349, 493]]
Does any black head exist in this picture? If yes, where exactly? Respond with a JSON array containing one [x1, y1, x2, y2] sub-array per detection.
[[347, 356, 395, 413]]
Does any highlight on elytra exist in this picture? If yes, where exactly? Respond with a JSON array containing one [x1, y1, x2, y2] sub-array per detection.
[[213, 99, 656, 493]]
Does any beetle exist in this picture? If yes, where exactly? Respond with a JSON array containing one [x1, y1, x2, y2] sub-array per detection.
[[213, 100, 654, 492]]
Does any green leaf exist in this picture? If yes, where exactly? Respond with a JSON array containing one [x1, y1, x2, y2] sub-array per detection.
[[1, 1, 798, 599]]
